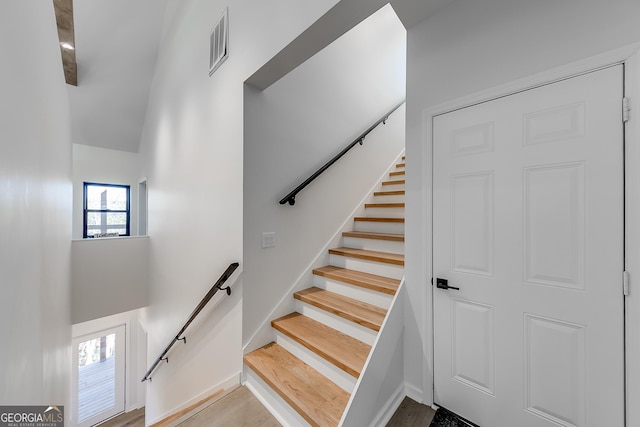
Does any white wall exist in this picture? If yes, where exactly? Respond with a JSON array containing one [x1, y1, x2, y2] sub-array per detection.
[[404, 0, 640, 404], [72, 144, 142, 239], [71, 145, 148, 326], [136, 0, 360, 421], [0, 0, 72, 409], [243, 4, 406, 347], [71, 236, 149, 324]]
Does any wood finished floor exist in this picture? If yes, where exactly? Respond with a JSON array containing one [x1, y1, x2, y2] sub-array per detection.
[[386, 397, 436, 426], [99, 407, 144, 427], [98, 387, 435, 426]]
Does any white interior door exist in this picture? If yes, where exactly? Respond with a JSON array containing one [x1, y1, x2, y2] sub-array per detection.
[[433, 66, 625, 427], [72, 324, 126, 427]]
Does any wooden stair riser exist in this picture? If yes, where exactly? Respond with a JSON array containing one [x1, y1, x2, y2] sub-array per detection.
[[273, 332, 357, 393], [295, 301, 377, 346], [341, 236, 404, 256], [244, 369, 312, 427], [354, 220, 404, 235], [363, 206, 404, 218], [313, 275, 394, 309], [329, 255, 404, 280]]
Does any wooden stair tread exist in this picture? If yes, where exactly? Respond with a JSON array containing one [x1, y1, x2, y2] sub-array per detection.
[[244, 342, 349, 427], [342, 230, 404, 242], [381, 179, 405, 186], [374, 190, 405, 196], [364, 202, 405, 208], [396, 162, 405, 168], [294, 287, 387, 331], [329, 247, 404, 266], [272, 312, 371, 377], [313, 265, 400, 294], [354, 216, 404, 223], [389, 171, 405, 177]]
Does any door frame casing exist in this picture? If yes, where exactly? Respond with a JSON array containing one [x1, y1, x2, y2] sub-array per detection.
[[420, 42, 640, 426]]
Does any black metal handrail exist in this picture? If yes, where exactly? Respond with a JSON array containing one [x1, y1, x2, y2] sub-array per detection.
[[279, 100, 405, 206], [141, 262, 239, 382]]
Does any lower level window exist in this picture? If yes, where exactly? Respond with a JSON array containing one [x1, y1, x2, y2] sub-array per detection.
[[83, 182, 130, 238]]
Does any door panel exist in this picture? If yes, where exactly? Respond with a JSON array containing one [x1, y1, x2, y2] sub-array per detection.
[[451, 171, 494, 276], [524, 314, 586, 427], [433, 66, 624, 427], [524, 163, 585, 289], [451, 298, 495, 395]]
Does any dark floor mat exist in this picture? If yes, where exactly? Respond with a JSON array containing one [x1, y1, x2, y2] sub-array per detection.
[[429, 407, 476, 427]]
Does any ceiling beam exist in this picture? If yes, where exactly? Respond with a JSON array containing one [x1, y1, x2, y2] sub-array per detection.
[[53, 0, 77, 86]]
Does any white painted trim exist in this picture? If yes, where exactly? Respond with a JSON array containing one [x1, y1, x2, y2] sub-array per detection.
[[624, 49, 640, 427], [420, 96, 435, 406], [429, 41, 640, 117], [421, 44, 640, 413], [71, 235, 150, 242], [371, 382, 406, 427], [405, 382, 423, 405]]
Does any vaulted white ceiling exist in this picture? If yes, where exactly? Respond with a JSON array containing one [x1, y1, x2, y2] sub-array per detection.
[[67, 0, 167, 153], [66, 0, 451, 153]]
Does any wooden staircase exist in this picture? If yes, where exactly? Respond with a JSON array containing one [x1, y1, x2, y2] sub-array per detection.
[[244, 156, 405, 427]]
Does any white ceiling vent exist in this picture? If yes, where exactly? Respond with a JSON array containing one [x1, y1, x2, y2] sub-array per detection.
[[209, 8, 229, 76]]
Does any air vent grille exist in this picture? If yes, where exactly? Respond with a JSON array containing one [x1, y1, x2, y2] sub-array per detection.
[[209, 8, 229, 76]]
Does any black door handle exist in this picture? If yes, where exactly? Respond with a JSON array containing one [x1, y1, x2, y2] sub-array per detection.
[[436, 278, 459, 291]]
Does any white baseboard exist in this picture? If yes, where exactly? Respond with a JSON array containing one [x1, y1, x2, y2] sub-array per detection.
[[405, 382, 424, 404], [147, 372, 241, 426], [371, 383, 406, 427]]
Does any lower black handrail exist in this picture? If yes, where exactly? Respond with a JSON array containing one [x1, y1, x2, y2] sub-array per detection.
[[141, 262, 239, 382], [279, 100, 405, 206]]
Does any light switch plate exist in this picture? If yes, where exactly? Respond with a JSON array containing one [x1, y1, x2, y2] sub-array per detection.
[[262, 232, 275, 248]]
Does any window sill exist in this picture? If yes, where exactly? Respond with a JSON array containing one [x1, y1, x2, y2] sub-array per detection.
[[72, 235, 149, 242]]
